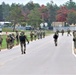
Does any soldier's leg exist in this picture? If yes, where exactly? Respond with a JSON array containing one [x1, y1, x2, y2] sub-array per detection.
[[20, 43, 24, 54], [24, 43, 26, 54], [16, 38, 19, 45], [7, 43, 10, 49], [55, 39, 57, 46]]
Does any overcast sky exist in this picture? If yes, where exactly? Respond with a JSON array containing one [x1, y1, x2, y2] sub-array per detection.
[[0, 0, 76, 6]]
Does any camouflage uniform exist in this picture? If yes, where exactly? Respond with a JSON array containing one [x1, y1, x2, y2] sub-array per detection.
[[37, 30, 40, 39], [9, 34, 15, 48], [40, 30, 42, 39], [6, 35, 11, 49], [42, 30, 45, 38], [61, 29, 64, 36], [30, 31, 34, 41], [16, 31, 19, 45], [34, 30, 37, 40], [19, 31, 29, 54], [56, 30, 59, 35], [73, 31, 76, 54], [67, 29, 71, 36]]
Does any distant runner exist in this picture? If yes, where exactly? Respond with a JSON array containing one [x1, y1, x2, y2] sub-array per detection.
[[53, 32, 59, 46]]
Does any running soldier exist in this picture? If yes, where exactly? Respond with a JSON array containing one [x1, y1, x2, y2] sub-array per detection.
[[0, 35, 3, 51], [53, 32, 59, 46], [34, 30, 37, 40], [42, 30, 45, 38], [56, 29, 59, 35], [6, 35, 11, 49], [15, 30, 19, 45], [40, 30, 42, 39], [67, 29, 71, 36], [30, 31, 34, 41], [19, 31, 29, 54], [61, 29, 64, 36], [9, 34, 15, 48], [73, 31, 76, 54]]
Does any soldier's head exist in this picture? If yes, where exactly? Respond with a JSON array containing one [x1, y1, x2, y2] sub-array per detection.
[[20, 31, 25, 36]]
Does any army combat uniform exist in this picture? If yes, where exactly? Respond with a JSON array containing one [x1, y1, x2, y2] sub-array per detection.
[[19, 32, 29, 54], [61, 29, 64, 36], [6, 35, 11, 49], [73, 31, 76, 54], [15, 30, 19, 45], [30, 31, 34, 41]]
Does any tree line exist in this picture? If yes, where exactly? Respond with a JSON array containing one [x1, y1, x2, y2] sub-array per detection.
[[0, 0, 76, 31]]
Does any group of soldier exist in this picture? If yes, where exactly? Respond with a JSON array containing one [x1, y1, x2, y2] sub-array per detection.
[[30, 30, 45, 41], [53, 29, 72, 46], [53, 29, 76, 54], [0, 29, 46, 54]]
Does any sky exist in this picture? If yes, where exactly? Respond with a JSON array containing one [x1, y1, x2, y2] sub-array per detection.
[[0, 0, 76, 6]]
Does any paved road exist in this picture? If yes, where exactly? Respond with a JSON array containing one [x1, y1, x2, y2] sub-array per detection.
[[0, 33, 76, 75]]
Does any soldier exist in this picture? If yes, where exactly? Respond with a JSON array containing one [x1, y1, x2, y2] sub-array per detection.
[[19, 31, 29, 54], [67, 29, 71, 36], [34, 30, 37, 40], [9, 34, 15, 48], [30, 31, 34, 41], [73, 31, 76, 54], [6, 35, 11, 49], [56, 29, 59, 34], [40, 30, 42, 39], [53, 32, 59, 46], [42, 30, 45, 38], [15, 30, 19, 45], [61, 29, 64, 36], [37, 30, 40, 39], [0, 35, 3, 51]]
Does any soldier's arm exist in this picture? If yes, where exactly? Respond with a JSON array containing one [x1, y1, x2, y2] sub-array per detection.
[[25, 35, 29, 44]]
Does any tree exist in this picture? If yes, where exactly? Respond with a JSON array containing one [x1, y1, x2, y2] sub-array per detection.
[[64, 0, 76, 10], [67, 10, 76, 25], [2, 2, 10, 21], [39, 5, 49, 22], [0, 5, 3, 21], [8, 3, 25, 31], [27, 8, 42, 28], [56, 6, 68, 22], [25, 1, 35, 11], [47, 1, 59, 26]]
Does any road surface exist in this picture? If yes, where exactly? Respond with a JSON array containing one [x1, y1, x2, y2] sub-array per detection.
[[0, 33, 76, 75]]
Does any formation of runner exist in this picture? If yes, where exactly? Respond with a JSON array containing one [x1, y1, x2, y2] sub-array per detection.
[[0, 29, 46, 54], [0, 28, 76, 54], [53, 29, 76, 54], [53, 29, 72, 46]]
